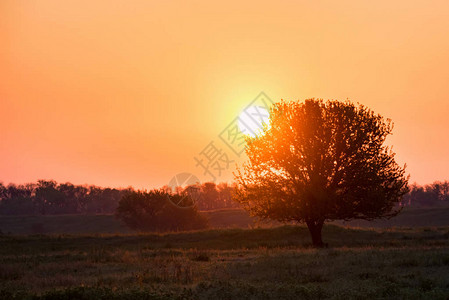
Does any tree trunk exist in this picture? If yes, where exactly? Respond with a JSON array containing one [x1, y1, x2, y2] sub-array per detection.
[[306, 219, 325, 248]]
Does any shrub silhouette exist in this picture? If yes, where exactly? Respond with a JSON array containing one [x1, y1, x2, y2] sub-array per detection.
[[115, 190, 208, 232]]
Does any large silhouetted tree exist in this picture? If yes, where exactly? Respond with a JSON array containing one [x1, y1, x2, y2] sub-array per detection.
[[234, 99, 409, 247]]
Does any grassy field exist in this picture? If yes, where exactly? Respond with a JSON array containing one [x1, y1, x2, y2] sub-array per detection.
[[1, 225, 449, 299], [1, 206, 449, 235]]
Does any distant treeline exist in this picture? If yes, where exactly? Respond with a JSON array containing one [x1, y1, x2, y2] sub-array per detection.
[[1, 180, 448, 215], [0, 180, 239, 215], [401, 181, 449, 207], [161, 182, 239, 211], [0, 180, 129, 215]]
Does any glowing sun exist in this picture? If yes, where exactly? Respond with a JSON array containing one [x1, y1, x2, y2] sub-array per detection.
[[238, 105, 270, 138]]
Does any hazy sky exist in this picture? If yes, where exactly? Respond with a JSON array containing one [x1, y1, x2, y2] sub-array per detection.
[[2, 0, 449, 189]]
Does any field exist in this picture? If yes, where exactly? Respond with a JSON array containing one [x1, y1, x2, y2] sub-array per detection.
[[1, 223, 449, 299], [2, 206, 449, 235]]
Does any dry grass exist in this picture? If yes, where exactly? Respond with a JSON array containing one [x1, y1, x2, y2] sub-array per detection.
[[0, 225, 449, 299]]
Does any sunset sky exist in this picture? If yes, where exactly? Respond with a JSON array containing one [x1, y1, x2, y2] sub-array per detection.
[[2, 0, 449, 189]]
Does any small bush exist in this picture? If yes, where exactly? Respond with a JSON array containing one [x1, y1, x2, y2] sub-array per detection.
[[190, 252, 210, 262], [419, 278, 435, 292], [115, 190, 209, 232]]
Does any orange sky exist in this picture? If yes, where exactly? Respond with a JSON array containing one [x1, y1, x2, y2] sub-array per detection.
[[1, 0, 449, 189]]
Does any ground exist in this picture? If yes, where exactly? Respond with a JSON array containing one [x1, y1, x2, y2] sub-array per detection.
[[1, 224, 449, 299], [1, 206, 449, 235]]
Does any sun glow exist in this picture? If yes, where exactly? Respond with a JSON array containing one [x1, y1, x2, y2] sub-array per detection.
[[238, 105, 271, 138]]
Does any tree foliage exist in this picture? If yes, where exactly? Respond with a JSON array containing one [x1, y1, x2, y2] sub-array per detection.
[[234, 99, 409, 246]]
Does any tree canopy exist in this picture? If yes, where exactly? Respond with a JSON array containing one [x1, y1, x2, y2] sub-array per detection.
[[234, 99, 409, 247]]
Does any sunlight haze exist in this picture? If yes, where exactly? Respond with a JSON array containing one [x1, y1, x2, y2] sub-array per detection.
[[2, 0, 449, 188]]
